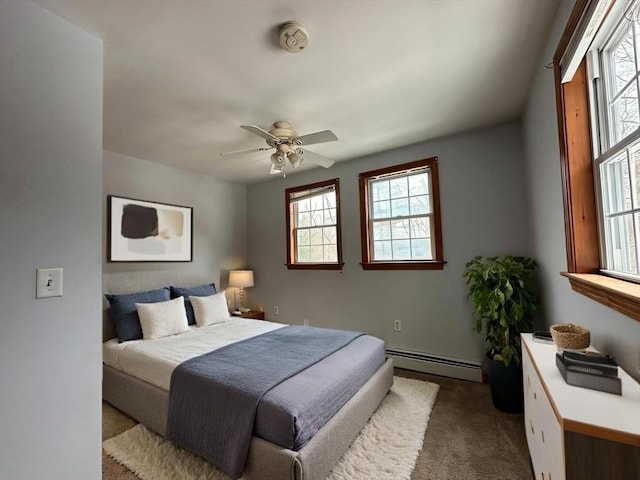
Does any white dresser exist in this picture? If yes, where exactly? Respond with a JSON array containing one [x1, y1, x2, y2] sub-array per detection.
[[521, 333, 640, 480]]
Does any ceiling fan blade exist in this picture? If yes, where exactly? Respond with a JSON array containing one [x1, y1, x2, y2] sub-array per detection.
[[241, 125, 281, 143], [219, 146, 271, 156], [302, 149, 335, 168], [295, 130, 338, 146]]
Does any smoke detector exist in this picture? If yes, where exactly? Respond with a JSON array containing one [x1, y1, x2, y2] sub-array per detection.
[[279, 22, 309, 53]]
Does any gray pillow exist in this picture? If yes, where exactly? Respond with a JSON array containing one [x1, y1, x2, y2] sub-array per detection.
[[106, 287, 170, 342]]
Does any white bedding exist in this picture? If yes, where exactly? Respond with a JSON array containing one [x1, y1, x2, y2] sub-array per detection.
[[103, 317, 285, 390]]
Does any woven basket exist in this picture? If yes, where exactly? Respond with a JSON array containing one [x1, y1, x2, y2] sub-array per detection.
[[550, 324, 590, 350]]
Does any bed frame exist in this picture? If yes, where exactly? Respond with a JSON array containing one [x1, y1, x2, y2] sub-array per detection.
[[102, 271, 394, 480]]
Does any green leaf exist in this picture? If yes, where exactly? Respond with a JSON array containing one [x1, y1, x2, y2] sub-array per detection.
[[463, 255, 539, 367]]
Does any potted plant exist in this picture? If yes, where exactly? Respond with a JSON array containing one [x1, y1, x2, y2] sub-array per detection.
[[463, 255, 538, 413]]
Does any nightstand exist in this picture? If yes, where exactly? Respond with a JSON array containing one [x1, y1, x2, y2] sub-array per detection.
[[234, 310, 265, 320]]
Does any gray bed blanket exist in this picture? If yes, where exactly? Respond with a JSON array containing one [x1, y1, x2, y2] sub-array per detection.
[[165, 325, 364, 478]]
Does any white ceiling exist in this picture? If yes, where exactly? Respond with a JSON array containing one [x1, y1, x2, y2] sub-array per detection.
[[35, 0, 559, 184]]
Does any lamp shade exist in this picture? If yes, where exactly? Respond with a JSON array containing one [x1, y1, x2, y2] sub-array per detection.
[[229, 270, 254, 288], [270, 151, 285, 166], [288, 152, 303, 168]]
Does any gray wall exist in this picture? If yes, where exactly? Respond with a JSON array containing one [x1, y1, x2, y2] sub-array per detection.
[[523, 0, 640, 380], [0, 1, 103, 478], [247, 121, 531, 364], [103, 150, 248, 291]]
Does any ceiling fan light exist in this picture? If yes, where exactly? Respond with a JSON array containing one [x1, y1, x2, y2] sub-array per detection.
[[269, 163, 284, 175], [271, 151, 285, 166], [288, 152, 303, 168]]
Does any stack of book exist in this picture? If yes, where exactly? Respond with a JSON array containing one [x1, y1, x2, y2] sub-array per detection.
[[555, 350, 621, 395]]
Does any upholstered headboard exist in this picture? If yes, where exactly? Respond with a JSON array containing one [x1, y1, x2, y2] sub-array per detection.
[[102, 270, 217, 341]]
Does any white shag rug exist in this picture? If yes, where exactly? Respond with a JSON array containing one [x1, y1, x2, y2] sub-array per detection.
[[103, 376, 439, 480]]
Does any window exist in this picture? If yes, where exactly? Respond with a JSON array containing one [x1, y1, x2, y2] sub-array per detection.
[[285, 178, 343, 270], [590, 6, 640, 281], [554, 0, 640, 321], [358, 157, 444, 270]]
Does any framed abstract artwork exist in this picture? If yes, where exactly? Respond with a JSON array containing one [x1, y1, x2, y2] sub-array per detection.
[[108, 195, 193, 262]]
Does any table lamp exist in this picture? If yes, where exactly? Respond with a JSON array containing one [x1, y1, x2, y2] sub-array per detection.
[[229, 270, 254, 313]]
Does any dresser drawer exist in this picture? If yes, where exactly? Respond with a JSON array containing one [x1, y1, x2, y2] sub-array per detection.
[[523, 347, 564, 480]]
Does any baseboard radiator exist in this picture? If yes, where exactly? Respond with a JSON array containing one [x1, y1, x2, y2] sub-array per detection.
[[386, 348, 483, 382]]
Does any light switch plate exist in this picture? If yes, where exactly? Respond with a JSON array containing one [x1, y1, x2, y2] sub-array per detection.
[[36, 268, 63, 298]]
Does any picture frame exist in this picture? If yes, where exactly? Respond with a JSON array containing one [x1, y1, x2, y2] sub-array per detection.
[[108, 195, 193, 262]]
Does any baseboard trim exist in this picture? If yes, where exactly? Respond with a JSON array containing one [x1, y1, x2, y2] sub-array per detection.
[[387, 348, 483, 382]]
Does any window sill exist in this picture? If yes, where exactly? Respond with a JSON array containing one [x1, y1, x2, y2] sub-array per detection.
[[360, 261, 446, 270], [286, 263, 344, 271], [561, 272, 640, 323]]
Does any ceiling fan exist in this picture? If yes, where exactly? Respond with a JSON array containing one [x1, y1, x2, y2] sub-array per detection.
[[220, 121, 338, 175]]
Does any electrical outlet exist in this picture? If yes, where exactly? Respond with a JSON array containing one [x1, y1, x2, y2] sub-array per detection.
[[393, 319, 401, 332], [303, 318, 309, 326], [273, 305, 279, 315]]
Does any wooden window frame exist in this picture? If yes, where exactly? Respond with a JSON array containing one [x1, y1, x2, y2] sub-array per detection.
[[555, 0, 640, 322], [358, 157, 445, 270], [285, 178, 344, 270]]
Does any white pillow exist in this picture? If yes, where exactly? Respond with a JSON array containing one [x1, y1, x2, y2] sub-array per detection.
[[136, 296, 189, 340], [190, 291, 231, 327]]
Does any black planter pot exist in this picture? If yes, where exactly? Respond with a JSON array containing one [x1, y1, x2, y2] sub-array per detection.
[[485, 352, 524, 414]]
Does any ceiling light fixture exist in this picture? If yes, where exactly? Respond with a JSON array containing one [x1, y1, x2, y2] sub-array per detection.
[[270, 150, 285, 175], [269, 163, 284, 175], [288, 150, 303, 168], [271, 151, 285, 166]]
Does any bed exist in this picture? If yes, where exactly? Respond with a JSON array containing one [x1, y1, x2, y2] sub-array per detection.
[[102, 272, 394, 480]]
